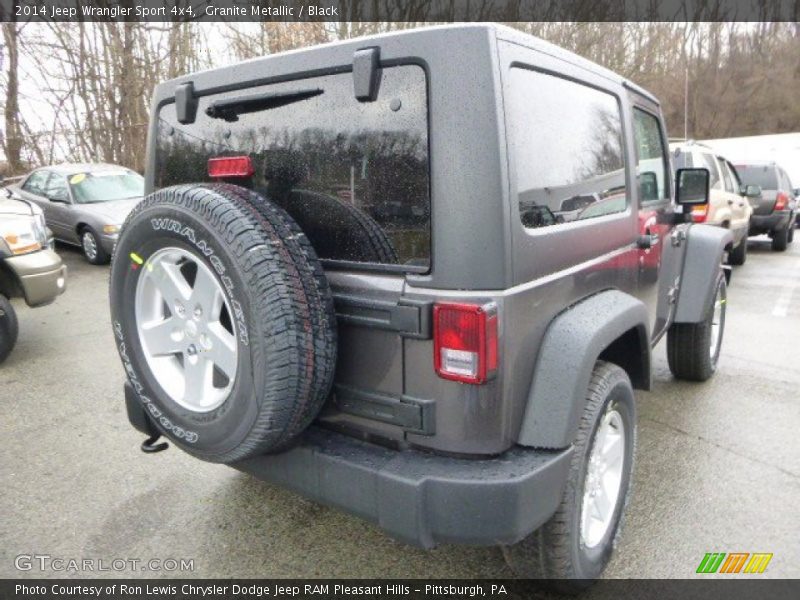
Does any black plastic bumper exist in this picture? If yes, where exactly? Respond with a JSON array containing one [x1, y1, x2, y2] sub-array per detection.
[[124, 382, 572, 548], [749, 211, 792, 234]]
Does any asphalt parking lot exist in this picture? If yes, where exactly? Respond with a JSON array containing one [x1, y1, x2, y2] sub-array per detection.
[[1, 238, 798, 580]]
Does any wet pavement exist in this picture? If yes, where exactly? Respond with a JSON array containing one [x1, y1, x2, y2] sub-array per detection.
[[1, 237, 798, 580]]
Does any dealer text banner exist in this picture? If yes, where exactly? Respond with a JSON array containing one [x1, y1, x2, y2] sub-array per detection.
[[3, 580, 800, 600], [1, 0, 798, 22]]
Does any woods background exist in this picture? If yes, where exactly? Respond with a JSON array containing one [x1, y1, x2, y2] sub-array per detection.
[[1, 21, 798, 176]]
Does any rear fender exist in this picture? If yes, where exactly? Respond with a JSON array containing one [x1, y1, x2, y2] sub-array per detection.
[[517, 290, 650, 449]]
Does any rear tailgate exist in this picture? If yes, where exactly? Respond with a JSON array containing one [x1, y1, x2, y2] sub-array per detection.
[[152, 62, 432, 444], [736, 164, 778, 215], [320, 271, 433, 443], [750, 189, 777, 215]]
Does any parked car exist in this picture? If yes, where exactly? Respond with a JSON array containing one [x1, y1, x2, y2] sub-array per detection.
[[0, 191, 67, 363], [671, 141, 754, 264], [109, 24, 730, 589], [734, 162, 796, 251], [7, 164, 144, 264]]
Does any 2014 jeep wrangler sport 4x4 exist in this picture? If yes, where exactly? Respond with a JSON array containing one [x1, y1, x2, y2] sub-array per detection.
[[111, 25, 731, 587]]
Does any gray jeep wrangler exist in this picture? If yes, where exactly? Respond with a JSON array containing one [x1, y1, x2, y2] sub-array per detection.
[[111, 24, 730, 587]]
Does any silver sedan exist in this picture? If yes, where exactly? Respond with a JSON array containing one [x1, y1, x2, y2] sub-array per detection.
[[8, 163, 144, 264]]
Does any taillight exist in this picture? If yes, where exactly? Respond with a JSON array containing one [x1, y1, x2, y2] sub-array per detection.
[[208, 156, 254, 179], [775, 192, 788, 211], [691, 204, 708, 223], [433, 302, 498, 384]]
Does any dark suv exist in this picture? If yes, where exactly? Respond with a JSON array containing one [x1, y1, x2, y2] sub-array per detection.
[[735, 161, 796, 250], [110, 25, 730, 589]]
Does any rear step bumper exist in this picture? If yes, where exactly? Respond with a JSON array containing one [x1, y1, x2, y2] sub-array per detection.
[[124, 382, 572, 548], [234, 427, 572, 549], [749, 210, 792, 234]]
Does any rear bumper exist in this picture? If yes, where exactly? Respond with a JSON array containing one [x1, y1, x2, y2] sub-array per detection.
[[124, 383, 572, 548], [749, 211, 792, 234], [4, 249, 67, 306]]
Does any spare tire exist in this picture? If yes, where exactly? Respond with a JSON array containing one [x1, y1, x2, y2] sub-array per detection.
[[110, 184, 336, 463], [269, 189, 399, 264]]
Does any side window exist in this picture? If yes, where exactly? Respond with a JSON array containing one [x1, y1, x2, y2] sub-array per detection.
[[22, 171, 50, 195], [699, 153, 722, 190], [780, 169, 793, 192], [633, 108, 668, 203], [726, 161, 742, 190], [718, 157, 734, 193], [507, 68, 626, 229], [43, 175, 69, 202]]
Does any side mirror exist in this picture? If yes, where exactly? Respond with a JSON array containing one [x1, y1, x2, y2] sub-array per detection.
[[793, 188, 800, 198], [676, 168, 709, 206], [740, 184, 761, 198]]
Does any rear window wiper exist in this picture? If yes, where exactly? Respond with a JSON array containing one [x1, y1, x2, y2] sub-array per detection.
[[205, 88, 324, 122]]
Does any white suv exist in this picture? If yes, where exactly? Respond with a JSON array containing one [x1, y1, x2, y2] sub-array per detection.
[[671, 141, 754, 265]]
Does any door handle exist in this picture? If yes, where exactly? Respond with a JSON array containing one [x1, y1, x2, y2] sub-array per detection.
[[637, 233, 659, 249]]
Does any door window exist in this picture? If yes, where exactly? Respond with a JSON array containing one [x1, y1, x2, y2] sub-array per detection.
[[718, 157, 734, 193], [633, 109, 668, 203], [43, 175, 70, 202], [22, 171, 50, 196], [722, 160, 741, 192], [699, 153, 722, 190]]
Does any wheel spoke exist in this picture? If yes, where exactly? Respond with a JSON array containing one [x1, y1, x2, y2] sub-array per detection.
[[155, 262, 192, 302], [190, 265, 223, 312], [183, 358, 212, 406], [604, 430, 623, 465], [141, 317, 182, 356], [594, 482, 613, 520], [205, 322, 237, 379], [594, 416, 609, 452]]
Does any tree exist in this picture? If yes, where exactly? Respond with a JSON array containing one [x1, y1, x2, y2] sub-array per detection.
[[2, 20, 24, 174]]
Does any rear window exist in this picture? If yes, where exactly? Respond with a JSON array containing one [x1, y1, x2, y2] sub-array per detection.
[[736, 165, 778, 190], [155, 65, 430, 270]]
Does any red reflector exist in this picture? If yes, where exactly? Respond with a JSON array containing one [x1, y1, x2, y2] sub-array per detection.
[[433, 302, 498, 384], [691, 204, 708, 223], [208, 156, 254, 179], [775, 192, 788, 211]]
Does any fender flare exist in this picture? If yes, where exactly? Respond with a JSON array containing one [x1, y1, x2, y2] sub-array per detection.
[[673, 224, 732, 323], [517, 290, 650, 449]]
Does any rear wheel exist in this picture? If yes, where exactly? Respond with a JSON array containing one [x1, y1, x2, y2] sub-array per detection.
[[771, 226, 789, 251], [667, 271, 726, 382], [503, 361, 636, 592], [0, 294, 19, 365], [81, 227, 110, 264], [110, 184, 336, 463], [728, 238, 747, 266]]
